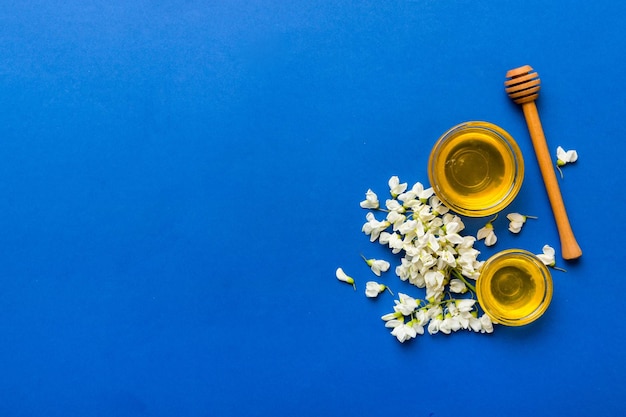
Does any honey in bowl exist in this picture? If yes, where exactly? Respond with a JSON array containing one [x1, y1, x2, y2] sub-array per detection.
[[428, 121, 524, 217], [477, 249, 553, 326]]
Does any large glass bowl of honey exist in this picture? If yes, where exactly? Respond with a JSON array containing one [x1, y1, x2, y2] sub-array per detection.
[[428, 121, 524, 217], [476, 249, 553, 326]]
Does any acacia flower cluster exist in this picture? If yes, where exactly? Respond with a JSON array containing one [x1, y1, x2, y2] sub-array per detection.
[[359, 176, 494, 343]]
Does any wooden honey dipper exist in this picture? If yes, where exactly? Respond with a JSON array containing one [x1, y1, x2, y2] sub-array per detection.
[[505, 65, 582, 260]]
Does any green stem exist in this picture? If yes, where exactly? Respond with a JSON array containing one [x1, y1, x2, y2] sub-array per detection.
[[451, 268, 477, 293]]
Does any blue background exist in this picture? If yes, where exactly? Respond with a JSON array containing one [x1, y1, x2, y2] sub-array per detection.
[[1, 1, 624, 416]]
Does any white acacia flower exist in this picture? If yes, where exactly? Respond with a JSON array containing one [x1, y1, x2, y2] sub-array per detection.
[[556, 146, 578, 178], [536, 244, 566, 271], [457, 248, 482, 279], [398, 182, 434, 205], [397, 218, 418, 237], [390, 321, 418, 343], [393, 293, 419, 316], [362, 212, 390, 242], [418, 250, 437, 271], [386, 210, 407, 231], [456, 311, 474, 330], [429, 195, 449, 215], [441, 221, 464, 245], [437, 247, 457, 268], [424, 270, 444, 290], [556, 146, 578, 166], [477, 222, 497, 246], [413, 204, 434, 225], [427, 312, 444, 335], [362, 257, 390, 276], [506, 212, 536, 233], [425, 270, 445, 302], [350, 176, 500, 341], [440, 314, 461, 334], [385, 199, 405, 213], [479, 314, 494, 333], [405, 264, 427, 288], [425, 233, 440, 252], [455, 298, 476, 312], [449, 278, 467, 293], [359, 189, 380, 209], [468, 314, 483, 332], [379, 231, 404, 254], [394, 258, 411, 282], [388, 176, 408, 198], [365, 281, 392, 298], [536, 244, 556, 266], [335, 267, 356, 290], [408, 317, 425, 336], [458, 235, 477, 249]]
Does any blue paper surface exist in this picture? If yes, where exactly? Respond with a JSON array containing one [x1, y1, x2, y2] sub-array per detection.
[[1, 1, 625, 416]]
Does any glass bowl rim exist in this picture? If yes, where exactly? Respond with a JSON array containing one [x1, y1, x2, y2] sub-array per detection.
[[476, 248, 553, 326], [427, 121, 524, 217]]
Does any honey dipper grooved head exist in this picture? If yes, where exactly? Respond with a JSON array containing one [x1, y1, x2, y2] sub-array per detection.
[[505, 65, 541, 104]]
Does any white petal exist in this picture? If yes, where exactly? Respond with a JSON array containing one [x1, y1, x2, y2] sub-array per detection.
[[445, 221, 460, 234], [335, 267, 355, 288], [372, 259, 390, 273], [484, 231, 497, 246], [427, 319, 441, 335], [448, 279, 467, 293], [479, 315, 494, 333], [365, 281, 384, 298], [385, 199, 404, 212], [381, 312, 399, 321], [388, 176, 407, 197], [455, 299, 476, 312], [566, 149, 578, 162], [508, 222, 523, 233], [506, 213, 525, 223], [542, 245, 555, 257], [335, 267, 349, 282], [536, 244, 556, 266], [469, 316, 482, 332], [385, 319, 403, 328], [476, 226, 490, 240], [556, 146, 578, 163]]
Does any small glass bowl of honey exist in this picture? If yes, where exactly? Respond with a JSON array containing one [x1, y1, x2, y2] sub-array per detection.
[[477, 249, 553, 326], [428, 121, 524, 217]]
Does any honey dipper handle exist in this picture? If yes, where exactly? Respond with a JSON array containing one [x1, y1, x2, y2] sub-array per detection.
[[522, 102, 582, 260]]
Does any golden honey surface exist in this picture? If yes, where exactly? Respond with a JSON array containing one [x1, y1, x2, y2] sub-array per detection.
[[436, 131, 514, 210], [477, 250, 552, 326], [428, 122, 523, 217]]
